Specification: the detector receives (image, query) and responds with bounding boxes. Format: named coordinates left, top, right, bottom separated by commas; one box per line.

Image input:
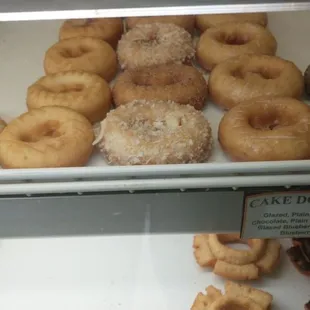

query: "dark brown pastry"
left=305, top=300, right=310, bottom=310
left=287, top=238, right=310, bottom=276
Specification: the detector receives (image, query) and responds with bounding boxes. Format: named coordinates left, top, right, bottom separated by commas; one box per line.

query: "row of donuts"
left=0, top=13, right=310, bottom=168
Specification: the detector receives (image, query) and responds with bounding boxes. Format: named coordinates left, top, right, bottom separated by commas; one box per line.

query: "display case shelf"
left=1, top=0, right=310, bottom=21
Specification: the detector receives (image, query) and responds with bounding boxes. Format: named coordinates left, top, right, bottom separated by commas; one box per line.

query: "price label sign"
left=241, top=191, right=310, bottom=239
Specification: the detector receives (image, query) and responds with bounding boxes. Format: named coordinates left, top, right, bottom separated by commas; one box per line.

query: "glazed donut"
left=218, top=97, right=310, bottom=161
left=44, top=36, right=117, bottom=82
left=0, top=118, right=6, bottom=134
left=94, top=100, right=213, bottom=165
left=59, top=18, right=123, bottom=49
left=27, top=71, right=112, bottom=124
left=196, top=13, right=268, bottom=32
left=196, top=22, right=277, bottom=70
left=112, top=64, right=207, bottom=110
left=209, top=54, right=303, bottom=110
left=126, top=16, right=195, bottom=33
left=0, top=106, right=94, bottom=169
left=117, top=23, right=195, bottom=70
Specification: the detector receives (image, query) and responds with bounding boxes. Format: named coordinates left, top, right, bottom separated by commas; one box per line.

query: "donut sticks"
left=191, top=281, right=273, bottom=310
left=193, top=234, right=281, bottom=280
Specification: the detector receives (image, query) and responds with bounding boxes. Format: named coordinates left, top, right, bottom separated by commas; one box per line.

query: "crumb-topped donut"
left=44, top=36, right=117, bottom=82
left=94, top=100, right=213, bottom=165
left=196, top=13, right=268, bottom=32
left=27, top=71, right=112, bottom=123
left=0, top=106, right=94, bottom=169
left=112, top=64, right=207, bottom=110
left=197, top=22, right=277, bottom=70
left=209, top=54, right=304, bottom=109
left=218, top=97, right=310, bottom=161
left=59, top=18, right=123, bottom=49
left=126, top=16, right=195, bottom=33
left=117, top=23, right=195, bottom=70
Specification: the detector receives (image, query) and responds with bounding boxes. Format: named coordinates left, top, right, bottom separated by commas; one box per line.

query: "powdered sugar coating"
left=96, top=100, right=213, bottom=165
left=117, top=23, right=195, bottom=70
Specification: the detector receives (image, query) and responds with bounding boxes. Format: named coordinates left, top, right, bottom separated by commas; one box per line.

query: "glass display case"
left=0, top=1, right=309, bottom=309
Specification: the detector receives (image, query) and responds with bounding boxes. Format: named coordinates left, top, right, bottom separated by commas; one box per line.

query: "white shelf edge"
left=1, top=2, right=310, bottom=21
left=0, top=174, right=308, bottom=195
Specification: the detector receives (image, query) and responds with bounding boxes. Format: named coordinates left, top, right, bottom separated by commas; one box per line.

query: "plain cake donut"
left=0, top=106, right=94, bottom=169
left=196, top=22, right=277, bottom=70
left=196, top=13, right=268, bottom=32
left=27, top=71, right=112, bottom=123
left=59, top=18, right=123, bottom=49
left=218, top=97, right=310, bottom=161
left=117, top=23, right=195, bottom=70
left=44, top=36, right=117, bottom=82
left=209, top=54, right=304, bottom=109
left=126, top=16, right=195, bottom=33
left=112, top=64, right=208, bottom=110
left=94, top=100, right=213, bottom=165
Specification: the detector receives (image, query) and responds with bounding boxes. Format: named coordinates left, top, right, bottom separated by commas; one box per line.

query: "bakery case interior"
left=0, top=3, right=310, bottom=310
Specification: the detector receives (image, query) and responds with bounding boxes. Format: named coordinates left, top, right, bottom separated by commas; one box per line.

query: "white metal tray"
left=0, top=235, right=308, bottom=310
left=1, top=12, right=310, bottom=192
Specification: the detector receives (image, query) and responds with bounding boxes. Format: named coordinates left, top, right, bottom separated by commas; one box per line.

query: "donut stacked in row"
left=0, top=14, right=309, bottom=168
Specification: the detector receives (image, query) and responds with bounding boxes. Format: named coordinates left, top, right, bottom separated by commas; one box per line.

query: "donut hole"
left=217, top=234, right=251, bottom=251
left=61, top=45, right=91, bottom=58
left=249, top=114, right=284, bottom=131
left=41, top=80, right=85, bottom=93
left=20, top=120, right=61, bottom=143
left=216, top=32, right=250, bottom=45
left=234, top=66, right=282, bottom=80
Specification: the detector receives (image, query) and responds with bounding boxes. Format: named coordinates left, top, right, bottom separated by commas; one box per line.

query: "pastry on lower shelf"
left=305, top=300, right=310, bottom=310
left=193, top=234, right=281, bottom=280
left=287, top=238, right=310, bottom=276
left=191, top=281, right=273, bottom=310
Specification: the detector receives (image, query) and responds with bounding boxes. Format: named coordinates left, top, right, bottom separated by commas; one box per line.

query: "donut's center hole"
left=235, top=67, right=281, bottom=80
left=218, top=32, right=250, bottom=45
left=250, top=115, right=281, bottom=131
left=43, top=82, right=84, bottom=93
left=62, top=45, right=91, bottom=58
left=20, top=120, right=61, bottom=143
left=225, top=242, right=250, bottom=251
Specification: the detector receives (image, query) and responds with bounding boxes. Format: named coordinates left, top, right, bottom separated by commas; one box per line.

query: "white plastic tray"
left=0, top=12, right=310, bottom=182
left=0, top=235, right=308, bottom=310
